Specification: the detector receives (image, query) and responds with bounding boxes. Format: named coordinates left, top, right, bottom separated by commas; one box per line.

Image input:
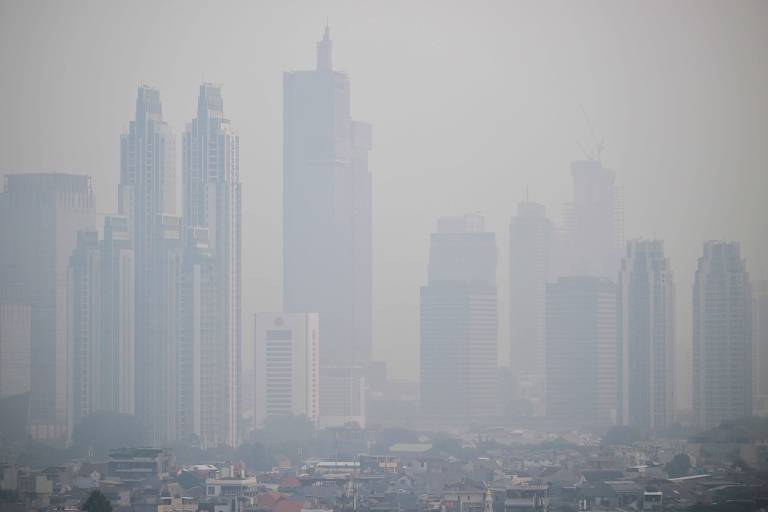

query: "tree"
left=666, top=453, right=691, bottom=478
left=81, top=489, right=112, bottom=512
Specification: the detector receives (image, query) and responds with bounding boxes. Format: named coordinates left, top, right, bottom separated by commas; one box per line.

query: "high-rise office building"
left=253, top=313, right=320, bottom=428
left=0, top=173, right=96, bottom=441
left=617, top=240, right=675, bottom=430
left=546, top=277, right=617, bottom=425
left=182, top=83, right=241, bottom=446
left=67, top=218, right=135, bottom=424
left=283, top=27, right=372, bottom=368
left=68, top=230, right=102, bottom=426
left=508, top=201, right=553, bottom=382
left=148, top=215, right=184, bottom=443
left=565, top=159, right=622, bottom=278
left=0, top=303, right=32, bottom=399
left=100, top=216, right=135, bottom=416
left=120, top=86, right=177, bottom=442
left=177, top=226, right=222, bottom=447
left=420, top=214, right=498, bottom=421
left=693, top=241, right=753, bottom=429
left=754, top=281, right=768, bottom=414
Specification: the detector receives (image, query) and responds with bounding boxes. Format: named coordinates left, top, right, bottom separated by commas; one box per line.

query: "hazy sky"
left=1, top=0, right=766, bottom=409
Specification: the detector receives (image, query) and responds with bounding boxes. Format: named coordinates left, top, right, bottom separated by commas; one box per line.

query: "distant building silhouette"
left=0, top=173, right=96, bottom=441
left=177, top=226, right=222, bottom=447
left=100, top=216, right=135, bottom=416
left=546, top=276, right=617, bottom=425
left=693, top=241, right=752, bottom=429
left=68, top=230, right=102, bottom=426
left=253, top=313, right=320, bottom=428
left=420, top=214, right=498, bottom=422
left=283, top=28, right=372, bottom=423
left=0, top=303, right=31, bottom=400
left=182, top=83, right=241, bottom=447
left=565, top=159, right=623, bottom=278
left=618, top=240, right=675, bottom=430
left=120, top=86, right=178, bottom=443
left=754, top=280, right=768, bottom=415
left=67, top=218, right=136, bottom=428
left=508, top=201, right=553, bottom=405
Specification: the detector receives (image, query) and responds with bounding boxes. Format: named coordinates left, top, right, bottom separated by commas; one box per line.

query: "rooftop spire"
left=316, top=25, right=333, bottom=71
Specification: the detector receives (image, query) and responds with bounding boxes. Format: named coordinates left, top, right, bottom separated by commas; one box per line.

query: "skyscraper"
left=182, top=83, right=241, bottom=447
left=420, top=214, right=498, bottom=421
left=754, top=280, right=768, bottom=414
left=546, top=277, right=617, bottom=425
left=283, top=27, right=372, bottom=368
left=68, top=230, right=102, bottom=426
left=120, top=86, right=177, bottom=442
left=253, top=313, right=320, bottom=428
left=0, top=173, right=96, bottom=441
left=177, top=226, right=222, bottom=447
left=0, top=303, right=31, bottom=400
left=508, top=201, right=553, bottom=384
left=100, top=215, right=135, bottom=416
left=617, top=240, right=675, bottom=430
left=565, top=159, right=622, bottom=278
left=66, top=218, right=135, bottom=425
left=693, top=241, right=753, bottom=429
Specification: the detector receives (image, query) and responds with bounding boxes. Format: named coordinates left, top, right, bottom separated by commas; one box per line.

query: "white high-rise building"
left=182, top=83, right=241, bottom=447
left=253, top=313, right=320, bottom=427
left=120, top=86, right=177, bottom=442
left=618, top=240, right=675, bottom=430
left=693, top=241, right=752, bottom=429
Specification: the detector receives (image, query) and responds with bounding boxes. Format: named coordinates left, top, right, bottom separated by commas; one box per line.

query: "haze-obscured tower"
left=177, top=227, right=221, bottom=447
left=100, top=216, right=135, bottom=416
left=120, top=86, right=177, bottom=442
left=68, top=231, right=102, bottom=427
left=618, top=240, right=675, bottom=430
left=0, top=173, right=95, bottom=441
left=754, top=281, right=768, bottom=414
left=182, top=83, right=241, bottom=447
left=546, top=277, right=617, bottom=425
left=508, top=201, right=553, bottom=384
left=693, top=241, right=752, bottom=429
left=0, top=303, right=31, bottom=400
left=565, top=160, right=622, bottom=278
left=420, top=214, right=498, bottom=422
left=283, top=27, right=372, bottom=368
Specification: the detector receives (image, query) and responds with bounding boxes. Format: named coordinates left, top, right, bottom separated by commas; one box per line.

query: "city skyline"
left=1, top=2, right=767, bottom=422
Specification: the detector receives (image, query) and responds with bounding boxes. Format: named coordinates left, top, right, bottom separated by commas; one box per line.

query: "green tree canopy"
left=666, top=453, right=692, bottom=478
left=81, top=489, right=112, bottom=512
